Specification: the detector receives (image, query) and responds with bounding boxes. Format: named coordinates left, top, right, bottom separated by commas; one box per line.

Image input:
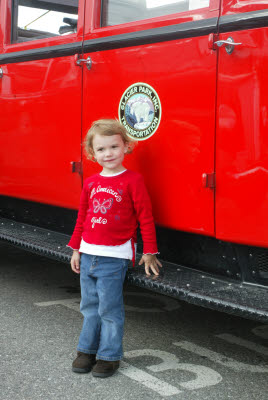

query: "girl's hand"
left=138, top=254, right=162, bottom=276
left=71, top=250, right=80, bottom=274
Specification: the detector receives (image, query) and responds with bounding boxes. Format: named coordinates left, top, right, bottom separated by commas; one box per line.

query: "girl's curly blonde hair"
left=84, top=119, right=137, bottom=160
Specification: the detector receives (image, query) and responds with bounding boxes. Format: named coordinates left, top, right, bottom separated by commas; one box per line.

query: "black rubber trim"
left=219, top=8, right=268, bottom=33
left=0, top=41, right=82, bottom=64
left=0, top=17, right=217, bottom=65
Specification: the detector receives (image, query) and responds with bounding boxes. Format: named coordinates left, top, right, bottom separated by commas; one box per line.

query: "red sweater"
left=68, top=170, right=158, bottom=263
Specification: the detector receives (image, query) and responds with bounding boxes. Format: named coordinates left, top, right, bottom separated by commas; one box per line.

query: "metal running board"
left=1, top=217, right=268, bottom=322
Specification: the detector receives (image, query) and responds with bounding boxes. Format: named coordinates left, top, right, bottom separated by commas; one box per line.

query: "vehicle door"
left=81, top=0, right=220, bottom=236
left=215, top=0, right=268, bottom=247
left=0, top=0, right=85, bottom=209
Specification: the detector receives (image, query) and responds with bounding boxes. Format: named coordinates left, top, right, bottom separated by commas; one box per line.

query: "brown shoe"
left=72, top=352, right=96, bottom=373
left=92, top=360, right=120, bottom=378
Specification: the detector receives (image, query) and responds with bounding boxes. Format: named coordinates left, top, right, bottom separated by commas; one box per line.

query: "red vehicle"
left=1, top=0, right=268, bottom=321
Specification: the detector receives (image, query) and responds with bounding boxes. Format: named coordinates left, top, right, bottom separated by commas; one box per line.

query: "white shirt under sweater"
left=79, top=169, right=137, bottom=260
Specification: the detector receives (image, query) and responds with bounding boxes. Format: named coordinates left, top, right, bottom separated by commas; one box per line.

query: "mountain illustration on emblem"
left=125, top=94, right=154, bottom=130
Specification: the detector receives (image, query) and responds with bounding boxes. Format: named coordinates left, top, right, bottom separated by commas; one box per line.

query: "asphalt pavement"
left=1, top=242, right=268, bottom=400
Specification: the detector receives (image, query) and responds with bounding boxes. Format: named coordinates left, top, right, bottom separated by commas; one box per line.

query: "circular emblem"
left=118, top=82, right=161, bottom=141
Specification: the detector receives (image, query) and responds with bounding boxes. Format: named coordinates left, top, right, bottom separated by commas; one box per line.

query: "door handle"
left=0, top=67, right=3, bottom=78
left=71, top=161, right=82, bottom=175
left=76, top=56, right=92, bottom=70
left=214, top=37, right=242, bottom=54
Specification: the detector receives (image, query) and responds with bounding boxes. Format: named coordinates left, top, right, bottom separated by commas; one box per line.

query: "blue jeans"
left=77, top=253, right=129, bottom=361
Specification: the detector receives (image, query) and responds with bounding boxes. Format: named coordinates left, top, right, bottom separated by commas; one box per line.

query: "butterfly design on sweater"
left=93, top=198, right=113, bottom=214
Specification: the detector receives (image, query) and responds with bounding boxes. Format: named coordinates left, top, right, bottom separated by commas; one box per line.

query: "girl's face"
left=92, top=133, right=128, bottom=175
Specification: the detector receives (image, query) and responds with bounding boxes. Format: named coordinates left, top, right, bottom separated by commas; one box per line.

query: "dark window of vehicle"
left=101, top=0, right=209, bottom=27
left=11, top=0, right=79, bottom=43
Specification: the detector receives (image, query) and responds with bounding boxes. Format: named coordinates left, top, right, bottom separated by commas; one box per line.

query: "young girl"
left=68, top=119, right=162, bottom=378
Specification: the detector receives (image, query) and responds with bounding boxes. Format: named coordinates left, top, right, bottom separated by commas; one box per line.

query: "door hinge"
left=75, top=55, right=92, bottom=70
left=202, top=172, right=215, bottom=189
left=71, top=161, right=82, bottom=175
left=208, top=33, right=219, bottom=50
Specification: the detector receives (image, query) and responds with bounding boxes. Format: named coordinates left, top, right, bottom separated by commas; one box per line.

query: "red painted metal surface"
left=82, top=1, right=219, bottom=236
left=221, top=0, right=268, bottom=16
left=0, top=0, right=84, bottom=208
left=1, top=0, right=268, bottom=249
left=0, top=0, right=10, bottom=50
left=0, top=6, right=3, bottom=52
left=216, top=1, right=268, bottom=247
